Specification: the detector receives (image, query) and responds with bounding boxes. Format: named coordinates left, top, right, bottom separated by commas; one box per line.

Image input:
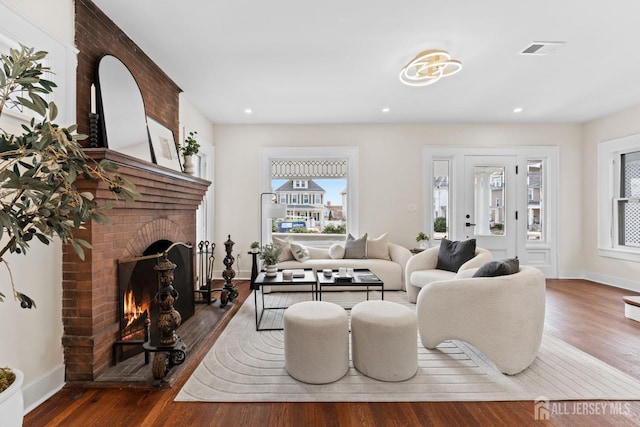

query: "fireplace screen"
left=117, top=242, right=194, bottom=361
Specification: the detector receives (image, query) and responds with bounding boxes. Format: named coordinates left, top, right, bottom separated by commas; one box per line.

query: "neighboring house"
left=275, top=179, right=326, bottom=230
left=324, top=201, right=344, bottom=221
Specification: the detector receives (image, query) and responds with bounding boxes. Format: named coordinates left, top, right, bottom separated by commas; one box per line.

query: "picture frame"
left=147, top=116, right=182, bottom=172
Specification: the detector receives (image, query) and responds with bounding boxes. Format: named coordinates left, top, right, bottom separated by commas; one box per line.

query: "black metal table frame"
left=316, top=268, right=384, bottom=308
left=253, top=269, right=317, bottom=331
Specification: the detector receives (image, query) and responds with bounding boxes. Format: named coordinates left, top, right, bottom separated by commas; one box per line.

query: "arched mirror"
left=96, top=55, right=152, bottom=162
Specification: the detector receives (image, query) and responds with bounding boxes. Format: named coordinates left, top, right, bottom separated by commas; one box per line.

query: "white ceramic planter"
left=265, top=264, right=278, bottom=277
left=0, top=368, right=24, bottom=427
left=183, top=155, right=194, bottom=175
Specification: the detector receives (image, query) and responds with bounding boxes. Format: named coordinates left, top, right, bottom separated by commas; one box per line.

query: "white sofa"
left=275, top=243, right=412, bottom=291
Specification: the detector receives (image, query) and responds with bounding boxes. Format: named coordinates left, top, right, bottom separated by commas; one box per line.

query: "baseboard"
left=558, top=269, right=640, bottom=293
left=22, top=364, right=65, bottom=415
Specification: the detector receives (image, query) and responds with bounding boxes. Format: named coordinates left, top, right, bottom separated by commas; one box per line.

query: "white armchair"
left=416, top=265, right=546, bottom=375
left=404, top=246, right=493, bottom=303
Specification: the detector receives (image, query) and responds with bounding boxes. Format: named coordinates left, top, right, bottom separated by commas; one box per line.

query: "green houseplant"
left=416, top=232, right=430, bottom=249
left=250, top=241, right=260, bottom=253
left=181, top=131, right=199, bottom=174
left=259, top=243, right=282, bottom=277
left=0, top=45, right=137, bottom=308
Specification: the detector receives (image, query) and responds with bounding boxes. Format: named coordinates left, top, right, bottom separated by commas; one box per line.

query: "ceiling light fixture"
left=513, top=107, right=523, bottom=113
left=244, top=108, right=253, bottom=114
left=382, top=107, right=390, bottom=113
left=399, top=49, right=462, bottom=87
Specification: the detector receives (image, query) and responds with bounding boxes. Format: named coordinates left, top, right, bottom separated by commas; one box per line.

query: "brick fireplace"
left=62, top=149, right=209, bottom=381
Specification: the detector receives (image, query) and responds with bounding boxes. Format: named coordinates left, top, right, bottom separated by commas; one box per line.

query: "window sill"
left=598, top=248, right=640, bottom=263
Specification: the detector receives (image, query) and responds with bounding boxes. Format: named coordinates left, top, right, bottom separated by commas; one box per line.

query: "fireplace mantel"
left=62, top=148, right=210, bottom=381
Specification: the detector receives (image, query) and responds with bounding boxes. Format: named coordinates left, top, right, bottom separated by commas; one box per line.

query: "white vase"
left=418, top=240, right=430, bottom=249
left=183, top=155, right=194, bottom=175
left=0, top=368, right=24, bottom=427
left=265, top=264, right=278, bottom=277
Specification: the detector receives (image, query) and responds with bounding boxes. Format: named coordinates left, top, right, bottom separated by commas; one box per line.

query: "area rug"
left=176, top=291, right=640, bottom=402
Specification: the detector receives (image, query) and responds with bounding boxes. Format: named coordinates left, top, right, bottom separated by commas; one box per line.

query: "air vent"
left=520, top=41, right=565, bottom=56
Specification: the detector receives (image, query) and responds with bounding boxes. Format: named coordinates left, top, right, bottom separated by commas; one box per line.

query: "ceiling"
left=92, top=0, right=640, bottom=125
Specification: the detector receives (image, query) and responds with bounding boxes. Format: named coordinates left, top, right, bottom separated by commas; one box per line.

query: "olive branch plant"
left=0, top=45, right=138, bottom=308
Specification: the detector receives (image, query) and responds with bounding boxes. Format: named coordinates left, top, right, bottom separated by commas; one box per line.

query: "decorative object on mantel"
left=147, top=116, right=181, bottom=172
left=0, top=45, right=138, bottom=309
left=259, top=243, right=283, bottom=277
left=89, top=83, right=99, bottom=147
left=220, top=235, right=239, bottom=307
left=181, top=131, right=200, bottom=175
left=415, top=231, right=430, bottom=249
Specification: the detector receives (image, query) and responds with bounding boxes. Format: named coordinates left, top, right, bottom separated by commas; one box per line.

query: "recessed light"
left=513, top=107, right=523, bottom=113
left=244, top=108, right=253, bottom=114
left=382, top=107, right=390, bottom=113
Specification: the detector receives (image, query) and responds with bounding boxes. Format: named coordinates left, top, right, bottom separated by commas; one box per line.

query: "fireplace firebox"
left=116, top=242, right=194, bottom=363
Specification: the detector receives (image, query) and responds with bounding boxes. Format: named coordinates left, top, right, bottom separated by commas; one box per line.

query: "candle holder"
left=89, top=112, right=99, bottom=148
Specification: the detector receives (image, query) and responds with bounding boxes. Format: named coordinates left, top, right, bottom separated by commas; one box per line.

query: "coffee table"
left=253, top=269, right=317, bottom=331
left=316, top=268, right=384, bottom=308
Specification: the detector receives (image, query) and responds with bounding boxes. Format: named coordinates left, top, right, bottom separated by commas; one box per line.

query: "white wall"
left=582, top=105, right=640, bottom=291
left=212, top=123, right=583, bottom=278
left=0, top=0, right=75, bottom=412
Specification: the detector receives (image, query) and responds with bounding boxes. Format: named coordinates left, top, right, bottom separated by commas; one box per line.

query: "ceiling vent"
left=520, top=41, right=565, bottom=56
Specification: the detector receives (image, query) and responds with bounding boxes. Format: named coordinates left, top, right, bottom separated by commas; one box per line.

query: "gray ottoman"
left=284, top=301, right=349, bottom=384
left=351, top=300, right=417, bottom=381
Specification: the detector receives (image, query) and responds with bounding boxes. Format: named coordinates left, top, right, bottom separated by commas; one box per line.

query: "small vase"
left=419, top=240, right=430, bottom=249
left=265, top=264, right=278, bottom=277
left=183, top=155, right=194, bottom=175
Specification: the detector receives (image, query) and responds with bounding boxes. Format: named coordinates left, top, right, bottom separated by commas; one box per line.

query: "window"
left=527, top=160, right=543, bottom=241
left=263, top=147, right=359, bottom=246
left=432, top=160, right=449, bottom=240
left=598, top=135, right=640, bottom=260
left=616, top=151, right=640, bottom=248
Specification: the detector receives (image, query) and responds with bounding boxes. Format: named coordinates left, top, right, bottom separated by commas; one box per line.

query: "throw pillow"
left=367, top=232, right=391, bottom=260
left=473, top=257, right=520, bottom=277
left=344, top=233, right=368, bottom=259
left=435, top=238, right=476, bottom=272
left=290, top=242, right=310, bottom=262
left=328, top=244, right=346, bottom=259
left=272, top=236, right=294, bottom=262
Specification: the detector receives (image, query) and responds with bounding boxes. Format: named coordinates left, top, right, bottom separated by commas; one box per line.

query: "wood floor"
left=25, top=279, right=640, bottom=426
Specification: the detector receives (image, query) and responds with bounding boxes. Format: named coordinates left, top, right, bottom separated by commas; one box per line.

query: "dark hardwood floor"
left=25, top=279, right=640, bottom=426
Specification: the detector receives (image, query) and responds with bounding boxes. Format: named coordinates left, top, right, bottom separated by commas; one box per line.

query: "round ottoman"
left=351, top=300, right=417, bottom=381
left=284, top=301, right=349, bottom=384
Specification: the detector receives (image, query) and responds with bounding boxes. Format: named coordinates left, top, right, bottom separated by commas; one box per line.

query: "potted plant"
left=416, top=232, right=430, bottom=249
left=181, top=131, right=199, bottom=175
left=259, top=243, right=282, bottom=277
left=250, top=241, right=260, bottom=253
left=0, top=367, right=23, bottom=426
left=0, top=45, right=137, bottom=308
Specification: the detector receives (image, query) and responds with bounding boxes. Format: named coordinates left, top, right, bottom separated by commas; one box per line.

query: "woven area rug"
left=176, top=291, right=640, bottom=402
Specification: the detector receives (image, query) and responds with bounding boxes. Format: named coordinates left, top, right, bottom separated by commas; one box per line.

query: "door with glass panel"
left=463, top=155, right=517, bottom=259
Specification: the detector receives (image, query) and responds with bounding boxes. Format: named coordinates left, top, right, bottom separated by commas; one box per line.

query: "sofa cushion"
left=410, top=269, right=456, bottom=288
left=344, top=233, right=368, bottom=259
left=473, top=258, right=520, bottom=278
left=367, top=233, right=391, bottom=261
left=290, top=242, right=311, bottom=262
left=329, top=244, right=345, bottom=259
left=435, top=238, right=476, bottom=272
left=273, top=236, right=295, bottom=262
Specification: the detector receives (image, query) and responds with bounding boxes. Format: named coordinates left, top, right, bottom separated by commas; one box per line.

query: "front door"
left=462, top=155, right=518, bottom=259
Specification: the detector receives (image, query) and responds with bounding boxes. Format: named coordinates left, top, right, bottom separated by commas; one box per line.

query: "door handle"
left=465, top=222, right=476, bottom=227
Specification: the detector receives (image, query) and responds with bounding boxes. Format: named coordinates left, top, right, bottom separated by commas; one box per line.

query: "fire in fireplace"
left=116, top=241, right=194, bottom=362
